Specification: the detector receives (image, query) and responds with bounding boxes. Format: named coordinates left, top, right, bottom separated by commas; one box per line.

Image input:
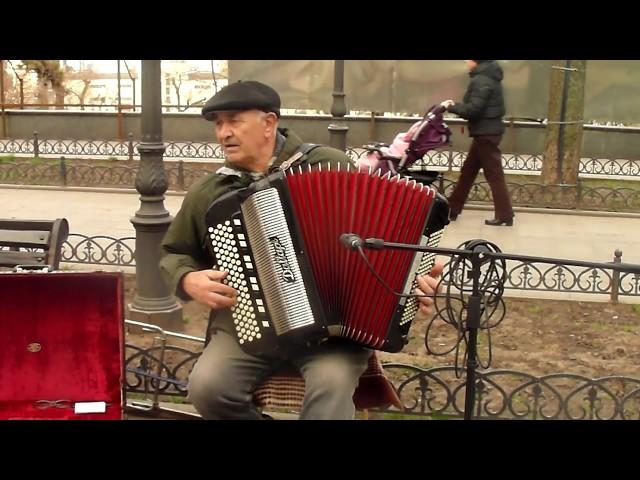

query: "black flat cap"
left=202, top=80, right=281, bottom=120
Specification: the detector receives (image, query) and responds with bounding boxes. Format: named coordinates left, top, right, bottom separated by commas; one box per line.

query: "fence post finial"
left=128, top=132, right=134, bottom=161
left=33, top=130, right=39, bottom=158
left=611, top=249, right=622, bottom=304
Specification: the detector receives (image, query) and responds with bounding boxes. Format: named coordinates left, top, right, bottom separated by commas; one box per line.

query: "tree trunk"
left=79, top=80, right=90, bottom=110
left=171, top=77, right=181, bottom=111
left=561, top=60, right=587, bottom=185
left=541, top=60, right=587, bottom=185
left=211, top=60, right=218, bottom=93
left=36, top=76, right=50, bottom=109
left=54, top=84, right=65, bottom=109
left=1, top=60, right=6, bottom=138
left=1, top=60, right=10, bottom=97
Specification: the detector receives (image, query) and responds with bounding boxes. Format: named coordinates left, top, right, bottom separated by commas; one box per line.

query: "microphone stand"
left=357, top=236, right=640, bottom=420
left=463, top=248, right=483, bottom=421
left=361, top=237, right=495, bottom=421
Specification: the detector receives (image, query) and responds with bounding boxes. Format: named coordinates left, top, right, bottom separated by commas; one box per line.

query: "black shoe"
left=449, top=212, right=459, bottom=222
left=484, top=218, right=513, bottom=226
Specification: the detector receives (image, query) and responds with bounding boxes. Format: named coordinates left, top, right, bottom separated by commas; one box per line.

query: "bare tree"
left=6, top=60, right=26, bottom=106
left=166, top=62, right=202, bottom=111
left=21, top=60, right=66, bottom=109
left=1, top=61, right=10, bottom=98
left=64, top=66, right=96, bottom=110
left=170, top=74, right=184, bottom=111
left=210, top=60, right=218, bottom=93
left=215, top=61, right=228, bottom=93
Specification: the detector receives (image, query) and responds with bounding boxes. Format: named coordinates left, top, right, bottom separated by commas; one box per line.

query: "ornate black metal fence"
left=406, top=149, right=640, bottom=178
left=3, top=159, right=640, bottom=212
left=61, top=234, right=136, bottom=267
left=0, top=158, right=218, bottom=191
left=378, top=364, right=640, bottom=420
left=2, top=132, right=640, bottom=177
left=4, top=134, right=640, bottom=212
left=113, top=239, right=640, bottom=420
left=432, top=177, right=640, bottom=212
left=54, top=226, right=640, bottom=421
left=0, top=133, right=225, bottom=161
left=57, top=233, right=638, bottom=301
left=124, top=320, right=640, bottom=420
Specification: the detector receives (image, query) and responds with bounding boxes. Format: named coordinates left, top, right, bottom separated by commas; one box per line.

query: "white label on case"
left=74, top=401, right=107, bottom=414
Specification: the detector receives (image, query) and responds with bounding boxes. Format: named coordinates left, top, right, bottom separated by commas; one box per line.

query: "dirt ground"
left=124, top=275, right=640, bottom=379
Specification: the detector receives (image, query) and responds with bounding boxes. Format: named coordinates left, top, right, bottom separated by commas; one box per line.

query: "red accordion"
left=206, top=163, right=449, bottom=355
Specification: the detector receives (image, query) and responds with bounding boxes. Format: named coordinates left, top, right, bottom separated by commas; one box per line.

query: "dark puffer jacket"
left=448, top=61, right=506, bottom=136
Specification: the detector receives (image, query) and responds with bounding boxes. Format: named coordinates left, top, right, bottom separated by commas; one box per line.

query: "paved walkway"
left=3, top=185, right=638, bottom=261
left=3, top=184, right=640, bottom=301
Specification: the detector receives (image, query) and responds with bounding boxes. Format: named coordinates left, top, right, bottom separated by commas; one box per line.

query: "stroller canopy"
left=400, top=105, right=453, bottom=169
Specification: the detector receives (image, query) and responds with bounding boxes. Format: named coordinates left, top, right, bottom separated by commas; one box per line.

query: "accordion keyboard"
left=208, top=219, right=265, bottom=346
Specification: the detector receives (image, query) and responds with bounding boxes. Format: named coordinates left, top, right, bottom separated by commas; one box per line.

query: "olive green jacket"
left=159, top=128, right=351, bottom=333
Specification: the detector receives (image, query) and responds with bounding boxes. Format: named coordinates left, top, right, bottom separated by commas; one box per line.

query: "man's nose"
left=217, top=123, right=232, bottom=140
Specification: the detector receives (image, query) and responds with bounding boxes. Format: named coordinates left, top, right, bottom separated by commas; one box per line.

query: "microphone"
left=339, top=233, right=363, bottom=250
left=363, top=237, right=384, bottom=250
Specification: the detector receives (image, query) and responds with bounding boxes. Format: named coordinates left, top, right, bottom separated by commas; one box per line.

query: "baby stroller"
left=358, top=105, right=452, bottom=185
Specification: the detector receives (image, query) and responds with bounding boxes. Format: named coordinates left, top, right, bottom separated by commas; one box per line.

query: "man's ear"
left=263, top=112, right=279, bottom=135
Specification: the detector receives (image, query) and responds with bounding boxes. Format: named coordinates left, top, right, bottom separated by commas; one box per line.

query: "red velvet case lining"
left=0, top=272, right=124, bottom=420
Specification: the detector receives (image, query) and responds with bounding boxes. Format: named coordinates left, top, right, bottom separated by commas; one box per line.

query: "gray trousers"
left=188, top=329, right=371, bottom=420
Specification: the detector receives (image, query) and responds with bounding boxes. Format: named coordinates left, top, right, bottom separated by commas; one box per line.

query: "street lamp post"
left=128, top=60, right=182, bottom=330
left=328, top=60, right=349, bottom=152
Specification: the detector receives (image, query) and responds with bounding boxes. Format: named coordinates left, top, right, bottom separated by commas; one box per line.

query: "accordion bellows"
left=206, top=163, right=448, bottom=355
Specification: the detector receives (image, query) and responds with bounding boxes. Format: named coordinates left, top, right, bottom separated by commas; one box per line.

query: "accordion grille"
left=241, top=187, right=316, bottom=335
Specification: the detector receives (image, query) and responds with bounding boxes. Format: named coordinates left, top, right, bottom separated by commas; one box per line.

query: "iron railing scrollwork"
left=61, top=234, right=135, bottom=266
left=3, top=134, right=640, bottom=211
left=1, top=133, right=640, bottom=177
left=53, top=233, right=640, bottom=300
left=123, top=321, right=640, bottom=420
left=377, top=364, right=640, bottom=420
left=2, top=161, right=640, bottom=212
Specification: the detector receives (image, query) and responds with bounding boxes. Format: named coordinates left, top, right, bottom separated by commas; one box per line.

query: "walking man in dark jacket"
left=441, top=60, right=514, bottom=226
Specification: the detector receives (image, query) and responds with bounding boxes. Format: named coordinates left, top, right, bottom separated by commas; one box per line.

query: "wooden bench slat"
left=0, top=250, right=46, bottom=268
left=0, top=229, right=50, bottom=248
left=0, top=220, right=55, bottom=231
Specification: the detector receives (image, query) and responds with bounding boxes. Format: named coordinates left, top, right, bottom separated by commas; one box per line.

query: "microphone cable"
left=425, top=239, right=507, bottom=376
left=352, top=238, right=507, bottom=376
